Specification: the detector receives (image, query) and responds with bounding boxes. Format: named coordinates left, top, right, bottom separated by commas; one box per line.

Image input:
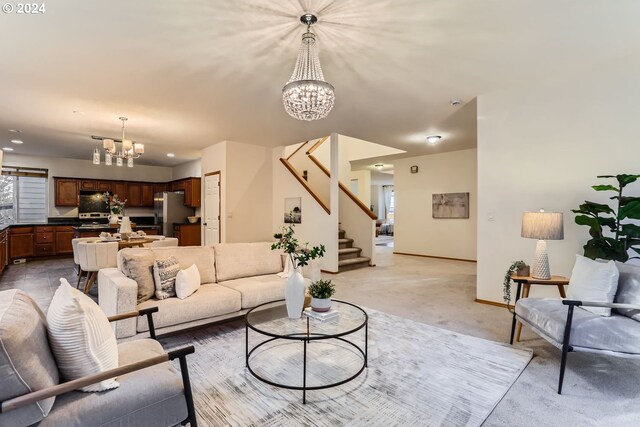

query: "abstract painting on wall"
left=432, top=193, right=469, bottom=219
left=284, top=197, right=302, bottom=223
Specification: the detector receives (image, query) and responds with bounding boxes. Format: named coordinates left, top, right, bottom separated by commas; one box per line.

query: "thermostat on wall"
left=410, top=165, right=418, bottom=173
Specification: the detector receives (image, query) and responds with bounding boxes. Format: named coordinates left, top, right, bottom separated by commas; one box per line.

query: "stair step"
left=338, top=229, right=346, bottom=239
left=338, top=247, right=362, bottom=260
left=338, top=238, right=354, bottom=249
left=338, top=256, right=371, bottom=272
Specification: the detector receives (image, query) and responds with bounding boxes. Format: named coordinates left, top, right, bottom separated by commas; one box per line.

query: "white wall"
left=3, top=153, right=172, bottom=217
left=287, top=144, right=330, bottom=207
left=225, top=141, right=273, bottom=242
left=394, top=149, right=477, bottom=261
left=172, top=159, right=201, bottom=180
left=272, top=143, right=339, bottom=272
left=477, top=66, right=640, bottom=304
left=201, top=141, right=227, bottom=242
left=349, top=169, right=372, bottom=208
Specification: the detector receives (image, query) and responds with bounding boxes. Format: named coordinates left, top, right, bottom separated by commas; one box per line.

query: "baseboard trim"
left=474, top=298, right=509, bottom=309
left=393, top=251, right=477, bottom=263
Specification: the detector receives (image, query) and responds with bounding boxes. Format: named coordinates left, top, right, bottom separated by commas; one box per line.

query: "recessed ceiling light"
left=8, top=129, right=21, bottom=133
left=10, top=139, right=23, bottom=144
left=2, top=147, right=14, bottom=151
left=426, top=135, right=442, bottom=144
left=166, top=153, right=175, bottom=158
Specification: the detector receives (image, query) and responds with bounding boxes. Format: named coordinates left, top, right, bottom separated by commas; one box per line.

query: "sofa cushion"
left=0, top=290, right=59, bottom=427
left=516, top=298, right=640, bottom=354
left=152, top=246, right=216, bottom=284
left=219, top=274, right=311, bottom=309
left=47, top=279, right=119, bottom=392
left=119, top=250, right=156, bottom=304
left=614, top=262, right=640, bottom=321
left=38, top=339, right=188, bottom=427
left=566, top=255, right=619, bottom=316
left=214, top=242, right=283, bottom=282
left=136, top=283, right=241, bottom=332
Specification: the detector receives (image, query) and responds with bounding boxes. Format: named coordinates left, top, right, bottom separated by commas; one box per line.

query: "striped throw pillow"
left=153, top=256, right=180, bottom=299
left=46, top=279, right=119, bottom=392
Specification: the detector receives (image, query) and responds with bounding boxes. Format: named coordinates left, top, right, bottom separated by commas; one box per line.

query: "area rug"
left=160, top=309, right=532, bottom=427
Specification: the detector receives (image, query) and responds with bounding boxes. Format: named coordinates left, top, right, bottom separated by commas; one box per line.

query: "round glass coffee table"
left=245, top=299, right=368, bottom=404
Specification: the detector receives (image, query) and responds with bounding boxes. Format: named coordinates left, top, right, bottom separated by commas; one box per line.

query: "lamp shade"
left=521, top=211, right=564, bottom=240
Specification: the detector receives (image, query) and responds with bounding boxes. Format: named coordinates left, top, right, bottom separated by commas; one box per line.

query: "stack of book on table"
left=303, top=307, right=338, bottom=321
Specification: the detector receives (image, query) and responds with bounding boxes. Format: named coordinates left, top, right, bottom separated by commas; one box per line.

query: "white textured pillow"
left=46, top=279, right=119, bottom=392
left=153, top=256, right=180, bottom=299
left=567, top=255, right=619, bottom=316
left=175, top=264, right=201, bottom=299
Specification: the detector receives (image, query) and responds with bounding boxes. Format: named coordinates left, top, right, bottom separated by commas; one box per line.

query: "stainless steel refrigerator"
left=154, top=192, right=194, bottom=237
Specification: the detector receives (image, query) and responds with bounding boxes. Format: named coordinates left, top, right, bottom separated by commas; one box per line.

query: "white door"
left=204, top=174, right=220, bottom=245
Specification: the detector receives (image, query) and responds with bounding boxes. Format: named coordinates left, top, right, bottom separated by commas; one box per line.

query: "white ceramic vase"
left=311, top=297, right=332, bottom=312
left=109, top=213, right=119, bottom=225
left=285, top=267, right=305, bottom=319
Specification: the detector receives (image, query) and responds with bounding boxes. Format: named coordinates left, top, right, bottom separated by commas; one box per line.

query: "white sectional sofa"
left=98, top=242, right=319, bottom=339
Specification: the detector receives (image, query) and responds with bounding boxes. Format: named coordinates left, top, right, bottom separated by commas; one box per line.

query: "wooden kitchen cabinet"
left=141, top=183, right=154, bottom=207
left=174, top=224, right=201, bottom=246
left=113, top=181, right=126, bottom=199
left=0, top=229, right=8, bottom=275
left=80, top=180, right=98, bottom=191
left=97, top=181, right=112, bottom=192
left=9, top=227, right=35, bottom=260
left=54, top=178, right=79, bottom=207
left=153, top=183, right=168, bottom=194
left=126, top=183, right=142, bottom=207
left=54, top=226, right=75, bottom=255
left=171, top=178, right=201, bottom=207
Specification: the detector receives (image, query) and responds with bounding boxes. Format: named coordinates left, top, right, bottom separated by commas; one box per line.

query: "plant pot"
left=516, top=265, right=530, bottom=277
left=311, top=297, right=332, bottom=312
left=284, top=268, right=305, bottom=319
left=109, top=214, right=119, bottom=225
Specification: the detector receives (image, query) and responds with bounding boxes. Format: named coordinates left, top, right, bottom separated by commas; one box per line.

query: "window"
left=388, top=189, right=395, bottom=220
left=0, top=167, right=48, bottom=224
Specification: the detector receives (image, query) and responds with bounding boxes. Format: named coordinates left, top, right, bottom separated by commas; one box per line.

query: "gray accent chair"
left=0, top=289, right=198, bottom=427
left=512, top=262, right=640, bottom=394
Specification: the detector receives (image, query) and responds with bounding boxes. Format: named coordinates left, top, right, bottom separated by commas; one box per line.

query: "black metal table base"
left=245, top=303, right=368, bottom=404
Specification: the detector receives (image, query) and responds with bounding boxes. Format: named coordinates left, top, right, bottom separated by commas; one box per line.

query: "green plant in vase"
left=271, top=212, right=326, bottom=318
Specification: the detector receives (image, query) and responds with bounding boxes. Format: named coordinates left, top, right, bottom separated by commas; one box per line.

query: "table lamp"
left=521, top=210, right=564, bottom=279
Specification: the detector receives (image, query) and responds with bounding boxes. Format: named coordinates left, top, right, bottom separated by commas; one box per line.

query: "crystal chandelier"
left=92, top=117, right=144, bottom=168
left=282, top=14, right=335, bottom=121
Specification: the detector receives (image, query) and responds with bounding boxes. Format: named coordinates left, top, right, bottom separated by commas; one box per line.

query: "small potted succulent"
left=308, top=279, right=336, bottom=312
left=503, top=260, right=529, bottom=307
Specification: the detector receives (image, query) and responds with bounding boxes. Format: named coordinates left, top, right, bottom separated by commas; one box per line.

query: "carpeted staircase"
left=338, top=229, right=370, bottom=272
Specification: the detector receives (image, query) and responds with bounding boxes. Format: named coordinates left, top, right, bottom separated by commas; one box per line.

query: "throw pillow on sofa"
left=46, top=279, right=119, bottom=392
left=120, top=250, right=156, bottom=303
left=175, top=264, right=201, bottom=299
left=567, top=255, right=619, bottom=316
left=153, top=256, right=181, bottom=299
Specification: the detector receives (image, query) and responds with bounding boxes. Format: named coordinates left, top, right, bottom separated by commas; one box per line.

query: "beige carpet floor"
left=1, top=247, right=639, bottom=426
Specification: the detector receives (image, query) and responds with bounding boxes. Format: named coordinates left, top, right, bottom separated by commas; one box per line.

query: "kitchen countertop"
left=73, top=224, right=160, bottom=230
left=0, top=221, right=160, bottom=232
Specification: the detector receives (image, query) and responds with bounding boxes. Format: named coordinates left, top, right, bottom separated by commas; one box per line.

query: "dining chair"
left=76, top=241, right=119, bottom=294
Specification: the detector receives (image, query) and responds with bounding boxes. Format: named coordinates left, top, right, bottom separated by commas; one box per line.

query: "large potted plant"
left=572, top=174, right=640, bottom=262
left=272, top=212, right=326, bottom=318
left=308, top=279, right=336, bottom=312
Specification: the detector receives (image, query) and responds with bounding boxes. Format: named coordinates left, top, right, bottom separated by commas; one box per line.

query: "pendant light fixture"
left=91, top=117, right=144, bottom=167
left=282, top=13, right=335, bottom=121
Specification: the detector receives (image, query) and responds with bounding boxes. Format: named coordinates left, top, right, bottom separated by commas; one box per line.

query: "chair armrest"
left=98, top=268, right=138, bottom=339
left=107, top=307, right=159, bottom=340
left=0, top=345, right=195, bottom=414
left=562, top=299, right=640, bottom=310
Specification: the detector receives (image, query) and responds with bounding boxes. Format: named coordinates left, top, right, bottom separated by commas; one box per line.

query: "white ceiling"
left=1, top=1, right=638, bottom=166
